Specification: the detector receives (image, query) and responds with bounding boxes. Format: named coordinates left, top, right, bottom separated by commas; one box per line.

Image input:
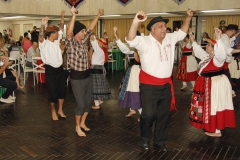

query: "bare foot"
left=181, top=85, right=187, bottom=90
left=80, top=124, right=90, bottom=131
left=58, top=111, right=66, bottom=118
left=17, top=85, right=24, bottom=90
left=205, top=132, right=222, bottom=137
left=138, top=118, right=140, bottom=122
left=99, top=100, right=103, bottom=104
left=92, top=105, right=100, bottom=110
left=125, top=110, right=136, bottom=117
left=52, top=111, right=58, bottom=121
left=76, top=127, right=86, bottom=137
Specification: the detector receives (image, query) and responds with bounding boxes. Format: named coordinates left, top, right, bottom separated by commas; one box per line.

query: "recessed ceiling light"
left=201, top=9, right=234, bottom=13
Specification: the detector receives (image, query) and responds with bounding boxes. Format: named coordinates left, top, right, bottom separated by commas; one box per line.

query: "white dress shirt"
left=39, top=30, right=63, bottom=68
left=126, top=29, right=186, bottom=78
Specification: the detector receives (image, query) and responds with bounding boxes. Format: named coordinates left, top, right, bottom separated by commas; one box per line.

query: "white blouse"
left=116, top=39, right=134, bottom=55
left=192, top=39, right=227, bottom=74
left=90, top=36, right=104, bottom=65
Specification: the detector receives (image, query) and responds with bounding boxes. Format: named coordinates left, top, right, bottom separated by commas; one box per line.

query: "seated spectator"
left=26, top=41, right=40, bottom=67
left=0, top=32, right=4, bottom=42
left=0, top=56, right=17, bottom=103
left=0, top=39, right=8, bottom=57
left=8, top=40, right=20, bottom=53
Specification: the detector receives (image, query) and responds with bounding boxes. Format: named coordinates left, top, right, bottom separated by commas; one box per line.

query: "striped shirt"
left=65, top=29, right=92, bottom=71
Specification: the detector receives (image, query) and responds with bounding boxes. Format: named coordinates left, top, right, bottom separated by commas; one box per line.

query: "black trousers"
left=140, top=83, right=172, bottom=145
left=0, top=76, right=17, bottom=99
left=45, top=65, right=68, bottom=102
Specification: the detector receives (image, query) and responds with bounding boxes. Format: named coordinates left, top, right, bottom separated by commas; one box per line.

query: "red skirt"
left=190, top=76, right=236, bottom=132
left=177, top=56, right=198, bottom=82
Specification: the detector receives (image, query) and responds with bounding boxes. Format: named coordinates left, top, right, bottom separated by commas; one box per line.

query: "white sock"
left=215, top=129, right=221, bottom=133
left=191, top=81, right=195, bottom=87
left=183, top=82, right=187, bottom=86
left=94, top=100, right=100, bottom=106
left=138, top=108, right=142, bottom=114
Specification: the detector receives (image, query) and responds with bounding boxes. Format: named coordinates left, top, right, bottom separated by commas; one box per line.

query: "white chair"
left=32, top=56, right=45, bottom=86
left=108, top=49, right=117, bottom=72
left=20, top=54, right=33, bottom=85
left=123, top=54, right=127, bottom=70
left=9, top=50, right=21, bottom=75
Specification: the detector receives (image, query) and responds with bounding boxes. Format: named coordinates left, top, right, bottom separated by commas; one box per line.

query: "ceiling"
left=0, top=9, right=240, bottom=21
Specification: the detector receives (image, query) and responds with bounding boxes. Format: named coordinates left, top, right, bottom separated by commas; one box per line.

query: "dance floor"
left=0, top=66, right=240, bottom=160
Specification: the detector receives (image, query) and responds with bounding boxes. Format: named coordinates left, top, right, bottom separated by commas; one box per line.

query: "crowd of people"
left=0, top=7, right=239, bottom=152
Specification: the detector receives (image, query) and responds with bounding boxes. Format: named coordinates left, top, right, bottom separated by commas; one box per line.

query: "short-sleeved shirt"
left=27, top=46, right=40, bottom=62
left=39, top=30, right=63, bottom=68
left=65, top=29, right=92, bottom=71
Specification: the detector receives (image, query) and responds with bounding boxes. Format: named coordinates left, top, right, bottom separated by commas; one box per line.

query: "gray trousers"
left=71, top=76, right=92, bottom=116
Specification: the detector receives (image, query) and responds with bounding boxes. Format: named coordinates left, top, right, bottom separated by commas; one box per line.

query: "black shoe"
left=142, top=141, right=150, bottom=150
left=153, top=143, right=168, bottom=152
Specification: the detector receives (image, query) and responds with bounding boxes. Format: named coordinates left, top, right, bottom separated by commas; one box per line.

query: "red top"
left=201, top=58, right=224, bottom=74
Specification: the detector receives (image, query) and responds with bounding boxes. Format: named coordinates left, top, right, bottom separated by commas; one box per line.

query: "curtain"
left=206, top=15, right=240, bottom=38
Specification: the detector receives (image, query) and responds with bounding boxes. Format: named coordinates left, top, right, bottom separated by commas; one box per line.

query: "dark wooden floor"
left=0, top=66, right=240, bottom=160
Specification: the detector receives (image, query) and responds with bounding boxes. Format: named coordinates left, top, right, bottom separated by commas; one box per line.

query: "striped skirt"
left=91, top=65, right=112, bottom=100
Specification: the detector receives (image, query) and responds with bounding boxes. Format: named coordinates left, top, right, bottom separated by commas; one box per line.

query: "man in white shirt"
left=126, top=9, right=193, bottom=151
left=39, top=10, right=67, bottom=121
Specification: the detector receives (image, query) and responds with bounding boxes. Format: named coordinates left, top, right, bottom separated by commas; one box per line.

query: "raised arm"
left=213, top=27, right=228, bottom=65
left=190, top=32, right=208, bottom=60
left=126, top=11, right=147, bottom=41
left=66, top=7, right=77, bottom=39
left=180, top=9, right=194, bottom=33
left=88, top=9, right=104, bottom=31
left=113, top=27, right=119, bottom=40
left=113, top=27, right=133, bottom=54
left=59, top=10, right=65, bottom=31
left=39, top=16, right=49, bottom=43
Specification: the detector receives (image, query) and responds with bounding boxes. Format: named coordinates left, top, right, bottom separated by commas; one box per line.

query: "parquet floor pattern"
left=0, top=67, right=240, bottom=160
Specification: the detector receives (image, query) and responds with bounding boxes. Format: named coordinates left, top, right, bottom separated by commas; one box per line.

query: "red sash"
left=139, top=70, right=176, bottom=111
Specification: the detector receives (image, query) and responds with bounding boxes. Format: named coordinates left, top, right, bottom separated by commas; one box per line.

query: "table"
left=108, top=49, right=125, bottom=71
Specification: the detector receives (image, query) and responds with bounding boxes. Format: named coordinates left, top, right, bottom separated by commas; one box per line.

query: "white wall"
left=11, top=20, right=42, bottom=36
left=0, top=21, right=11, bottom=34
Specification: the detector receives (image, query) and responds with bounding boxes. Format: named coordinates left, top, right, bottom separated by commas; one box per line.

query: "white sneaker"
left=0, top=97, right=14, bottom=103
left=9, top=95, right=16, bottom=100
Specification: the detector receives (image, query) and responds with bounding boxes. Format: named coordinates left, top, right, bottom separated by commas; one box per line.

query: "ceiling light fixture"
left=0, top=16, right=27, bottom=19
left=100, top=15, right=121, bottom=17
left=146, top=13, right=169, bottom=15
left=201, top=9, right=235, bottom=13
